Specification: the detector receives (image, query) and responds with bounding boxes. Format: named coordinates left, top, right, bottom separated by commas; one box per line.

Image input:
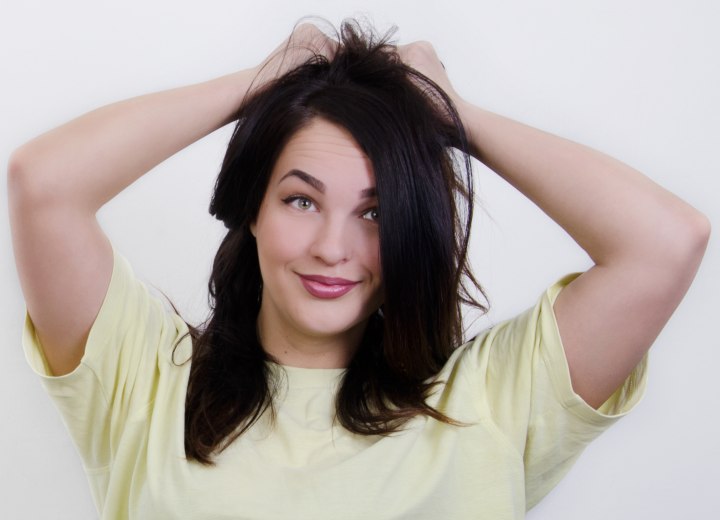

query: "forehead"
left=271, top=118, right=375, bottom=186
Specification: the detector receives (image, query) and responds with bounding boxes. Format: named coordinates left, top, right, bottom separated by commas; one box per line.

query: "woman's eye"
left=283, top=196, right=316, bottom=211
left=362, top=208, right=379, bottom=222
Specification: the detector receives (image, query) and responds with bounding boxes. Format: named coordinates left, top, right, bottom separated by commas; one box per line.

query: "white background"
left=1, top=1, right=718, bottom=518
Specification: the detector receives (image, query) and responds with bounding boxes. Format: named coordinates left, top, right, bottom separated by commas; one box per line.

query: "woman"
left=9, top=20, right=709, bottom=519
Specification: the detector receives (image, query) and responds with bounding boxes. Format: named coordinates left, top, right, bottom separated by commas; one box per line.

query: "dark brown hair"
left=182, top=19, right=486, bottom=465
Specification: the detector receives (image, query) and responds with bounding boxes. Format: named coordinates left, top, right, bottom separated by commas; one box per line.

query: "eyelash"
left=282, top=195, right=316, bottom=211
left=281, top=195, right=379, bottom=222
left=361, top=207, right=380, bottom=222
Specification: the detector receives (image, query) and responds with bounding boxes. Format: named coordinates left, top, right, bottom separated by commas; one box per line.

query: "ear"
left=249, top=221, right=257, bottom=237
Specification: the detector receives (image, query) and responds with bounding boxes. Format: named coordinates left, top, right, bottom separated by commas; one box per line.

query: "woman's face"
left=251, top=117, right=383, bottom=365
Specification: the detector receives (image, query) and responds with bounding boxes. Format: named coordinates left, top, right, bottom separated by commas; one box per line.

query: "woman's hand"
left=397, top=40, right=465, bottom=111
left=396, top=39, right=476, bottom=145
left=250, top=23, right=338, bottom=93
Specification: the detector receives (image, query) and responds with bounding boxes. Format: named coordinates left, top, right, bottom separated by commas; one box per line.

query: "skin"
left=8, top=24, right=335, bottom=376
left=8, top=25, right=710, bottom=411
left=398, top=42, right=710, bottom=407
left=251, top=118, right=383, bottom=368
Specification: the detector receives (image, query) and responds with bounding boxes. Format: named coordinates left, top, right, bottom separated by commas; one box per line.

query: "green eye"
left=297, top=198, right=312, bottom=210
left=282, top=195, right=316, bottom=211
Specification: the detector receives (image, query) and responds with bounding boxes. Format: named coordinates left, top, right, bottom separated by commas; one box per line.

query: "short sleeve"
left=22, top=246, right=189, bottom=472
left=458, top=274, right=648, bottom=510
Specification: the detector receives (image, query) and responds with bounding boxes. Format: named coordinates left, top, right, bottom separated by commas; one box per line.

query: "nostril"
left=310, top=226, right=351, bottom=265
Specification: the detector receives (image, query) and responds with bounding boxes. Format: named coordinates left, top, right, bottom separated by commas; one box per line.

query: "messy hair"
left=183, top=19, right=486, bottom=464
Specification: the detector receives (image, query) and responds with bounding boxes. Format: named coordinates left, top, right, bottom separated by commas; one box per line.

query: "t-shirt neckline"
left=267, top=361, right=346, bottom=390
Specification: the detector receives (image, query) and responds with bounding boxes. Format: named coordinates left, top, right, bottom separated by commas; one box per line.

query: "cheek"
left=256, top=236, right=287, bottom=269
left=361, top=233, right=382, bottom=279
left=255, top=211, right=312, bottom=266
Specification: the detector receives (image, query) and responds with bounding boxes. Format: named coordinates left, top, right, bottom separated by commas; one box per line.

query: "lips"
left=298, top=274, right=360, bottom=299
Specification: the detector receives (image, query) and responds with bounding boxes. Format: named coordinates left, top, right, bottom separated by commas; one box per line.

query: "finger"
left=290, top=25, right=338, bottom=62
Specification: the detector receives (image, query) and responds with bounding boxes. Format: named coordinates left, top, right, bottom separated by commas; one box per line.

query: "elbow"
left=624, top=209, right=710, bottom=314
left=8, top=145, right=41, bottom=203
left=7, top=146, right=27, bottom=187
left=7, top=146, right=33, bottom=204
left=687, top=210, right=711, bottom=264
left=664, top=207, right=711, bottom=278
left=622, top=203, right=711, bottom=283
left=8, top=144, right=63, bottom=209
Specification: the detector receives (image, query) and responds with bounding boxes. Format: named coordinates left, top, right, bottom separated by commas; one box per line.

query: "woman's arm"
left=400, top=42, right=710, bottom=408
left=458, top=105, right=709, bottom=408
left=8, top=24, right=335, bottom=376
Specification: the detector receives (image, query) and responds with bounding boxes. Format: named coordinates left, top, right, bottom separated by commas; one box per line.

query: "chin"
left=296, top=311, right=370, bottom=339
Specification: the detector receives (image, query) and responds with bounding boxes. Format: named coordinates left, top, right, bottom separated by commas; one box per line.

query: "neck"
left=256, top=309, right=366, bottom=369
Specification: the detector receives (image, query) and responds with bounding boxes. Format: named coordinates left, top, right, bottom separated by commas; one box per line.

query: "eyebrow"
left=279, top=169, right=376, bottom=198
left=280, top=169, right=325, bottom=193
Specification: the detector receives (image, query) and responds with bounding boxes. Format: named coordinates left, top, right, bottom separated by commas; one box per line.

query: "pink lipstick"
left=298, top=274, right=359, bottom=299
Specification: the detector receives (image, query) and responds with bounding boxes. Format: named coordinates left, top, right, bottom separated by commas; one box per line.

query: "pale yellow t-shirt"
left=23, top=247, right=647, bottom=519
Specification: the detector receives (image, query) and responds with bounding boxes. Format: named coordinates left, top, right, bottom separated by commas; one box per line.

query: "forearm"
left=458, top=102, right=709, bottom=406
left=9, top=69, right=256, bottom=213
left=457, top=102, right=709, bottom=268
left=398, top=38, right=709, bottom=407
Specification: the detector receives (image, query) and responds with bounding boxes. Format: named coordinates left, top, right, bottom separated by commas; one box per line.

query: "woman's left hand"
left=397, top=41, right=465, bottom=111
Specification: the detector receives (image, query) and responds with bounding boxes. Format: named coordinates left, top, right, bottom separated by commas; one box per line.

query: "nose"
left=309, top=217, right=351, bottom=265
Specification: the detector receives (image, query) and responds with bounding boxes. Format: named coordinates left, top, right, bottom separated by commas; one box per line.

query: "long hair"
left=183, top=19, right=486, bottom=465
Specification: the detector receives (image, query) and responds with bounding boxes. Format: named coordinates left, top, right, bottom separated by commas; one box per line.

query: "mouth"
left=298, top=274, right=360, bottom=299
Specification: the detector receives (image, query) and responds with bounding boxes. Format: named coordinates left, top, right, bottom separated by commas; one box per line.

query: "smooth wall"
left=1, top=1, right=718, bottom=518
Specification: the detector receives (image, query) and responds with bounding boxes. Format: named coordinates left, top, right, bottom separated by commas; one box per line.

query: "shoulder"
left=430, top=272, right=647, bottom=427
left=24, top=245, right=191, bottom=394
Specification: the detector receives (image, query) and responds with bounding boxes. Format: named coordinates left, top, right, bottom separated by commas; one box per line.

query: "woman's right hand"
left=250, top=23, right=338, bottom=93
